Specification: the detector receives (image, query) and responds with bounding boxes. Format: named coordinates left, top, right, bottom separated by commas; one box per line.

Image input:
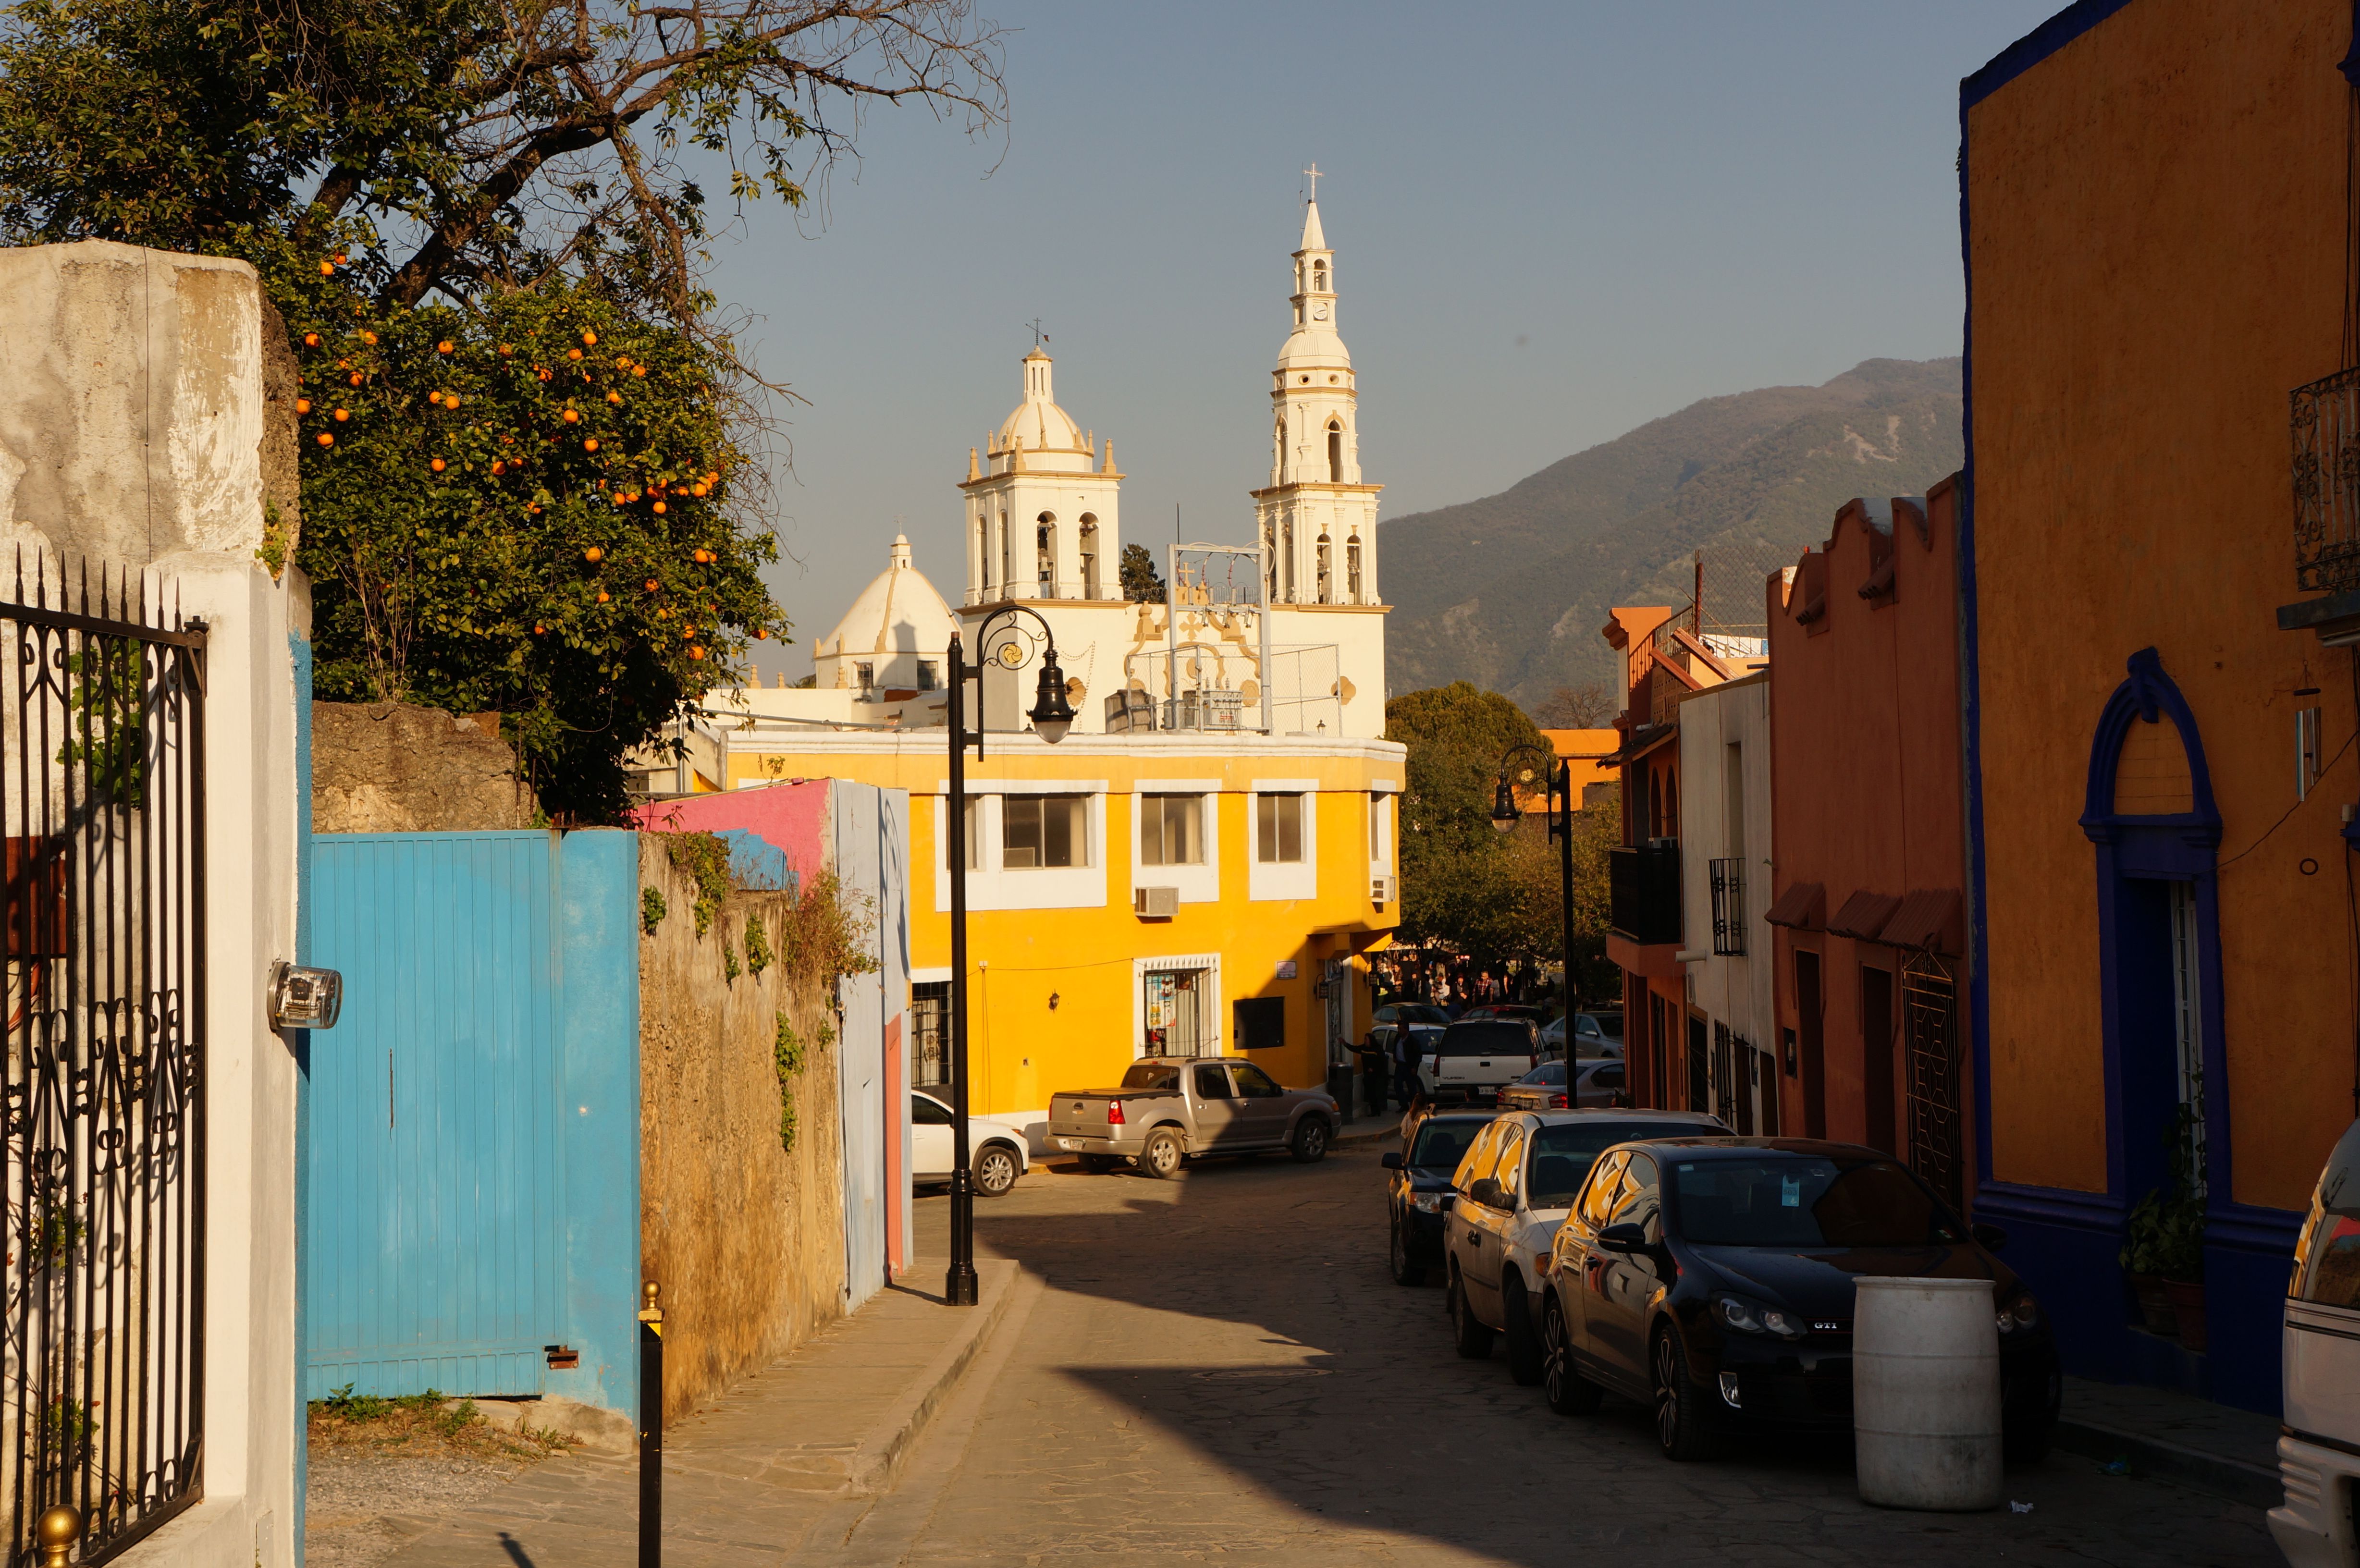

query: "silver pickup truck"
left=1047, top=1056, right=1340, bottom=1178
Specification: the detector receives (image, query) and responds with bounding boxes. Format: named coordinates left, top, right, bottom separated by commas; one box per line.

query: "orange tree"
left=281, top=257, right=777, bottom=816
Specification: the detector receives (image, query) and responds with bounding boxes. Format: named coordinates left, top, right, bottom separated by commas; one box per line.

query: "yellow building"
left=698, top=191, right=1405, bottom=1125
left=718, top=731, right=1400, bottom=1119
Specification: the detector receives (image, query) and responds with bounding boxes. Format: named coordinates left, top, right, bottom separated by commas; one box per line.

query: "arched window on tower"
left=1036, top=513, right=1057, bottom=599
left=1274, top=417, right=1287, bottom=478
left=1347, top=531, right=1364, bottom=603
left=979, top=514, right=995, bottom=600
left=1327, top=420, right=1343, bottom=484
left=1313, top=260, right=1328, bottom=294
left=1316, top=530, right=1333, bottom=604
left=1280, top=518, right=1296, bottom=603
left=1079, top=515, right=1101, bottom=599
left=999, top=511, right=1012, bottom=598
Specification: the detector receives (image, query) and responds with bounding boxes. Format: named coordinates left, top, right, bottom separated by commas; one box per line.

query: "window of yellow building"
left=1004, top=795, right=1088, bottom=869
left=1141, top=795, right=1205, bottom=866
left=1256, top=793, right=1304, bottom=863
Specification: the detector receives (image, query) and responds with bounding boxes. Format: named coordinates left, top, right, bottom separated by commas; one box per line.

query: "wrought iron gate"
left=1902, top=953, right=1962, bottom=1212
left=2, top=556, right=207, bottom=1563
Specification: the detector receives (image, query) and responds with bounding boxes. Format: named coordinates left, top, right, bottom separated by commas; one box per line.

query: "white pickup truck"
left=1046, top=1056, right=1340, bottom=1178
left=1417, top=1018, right=1543, bottom=1104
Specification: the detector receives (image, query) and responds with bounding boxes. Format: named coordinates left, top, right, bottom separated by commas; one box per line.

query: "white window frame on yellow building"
left=932, top=779, right=1110, bottom=913
left=1132, top=952, right=1224, bottom=1057
left=1249, top=779, right=1319, bottom=901
left=1131, top=779, right=1222, bottom=906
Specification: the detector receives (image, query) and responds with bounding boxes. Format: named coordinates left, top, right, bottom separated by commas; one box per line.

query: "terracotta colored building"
left=1603, top=607, right=1764, bottom=1111
left=1764, top=484, right=1972, bottom=1211
left=1962, top=0, right=2360, bottom=1412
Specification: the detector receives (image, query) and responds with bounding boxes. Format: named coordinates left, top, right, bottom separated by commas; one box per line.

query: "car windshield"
left=1583, top=1013, right=1625, bottom=1040
left=1119, top=1065, right=1180, bottom=1091
left=1670, top=1156, right=1961, bottom=1247
left=1438, top=1021, right=1532, bottom=1056
left=1408, top=1119, right=1484, bottom=1172
left=1399, top=1005, right=1452, bottom=1027
left=1517, top=1062, right=1566, bottom=1086
left=1528, top=1122, right=1707, bottom=1208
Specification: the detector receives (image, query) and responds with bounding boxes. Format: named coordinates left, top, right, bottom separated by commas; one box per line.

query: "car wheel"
left=1448, top=1265, right=1494, bottom=1359
left=1389, top=1216, right=1425, bottom=1286
left=1501, top=1274, right=1544, bottom=1386
left=1139, top=1128, right=1184, bottom=1180
left=1542, top=1294, right=1602, bottom=1415
left=2004, top=1414, right=2055, bottom=1466
left=1652, top=1327, right=1718, bottom=1462
left=1078, top=1154, right=1116, bottom=1174
left=974, top=1143, right=1020, bottom=1197
left=1290, top=1117, right=1329, bottom=1164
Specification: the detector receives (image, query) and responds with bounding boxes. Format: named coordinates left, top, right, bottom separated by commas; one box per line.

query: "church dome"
left=992, top=347, right=1094, bottom=472
left=819, top=534, right=956, bottom=663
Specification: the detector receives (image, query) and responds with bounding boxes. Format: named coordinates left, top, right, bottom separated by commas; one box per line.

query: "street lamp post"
left=945, top=606, right=1075, bottom=1306
left=1491, top=742, right=1576, bottom=1019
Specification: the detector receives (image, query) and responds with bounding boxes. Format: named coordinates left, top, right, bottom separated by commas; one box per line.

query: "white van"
left=2272, top=1118, right=2360, bottom=1566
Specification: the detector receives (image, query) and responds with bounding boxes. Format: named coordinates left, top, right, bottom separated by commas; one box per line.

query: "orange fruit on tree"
left=336, top=358, right=350, bottom=368
left=632, top=365, right=647, bottom=378
left=755, top=628, right=769, bottom=640
left=445, top=393, right=462, bottom=409
left=500, top=343, right=514, bottom=356
left=318, top=260, right=334, bottom=276
left=430, top=458, right=446, bottom=473
left=582, top=331, right=598, bottom=346
left=615, top=356, right=631, bottom=368
left=584, top=438, right=600, bottom=453
left=438, top=340, right=455, bottom=354
left=613, top=492, right=627, bottom=506
left=360, top=331, right=378, bottom=345
left=316, top=432, right=334, bottom=447
left=652, top=501, right=666, bottom=515
left=347, top=372, right=363, bottom=386
left=491, top=461, right=506, bottom=476
left=606, top=391, right=621, bottom=404
left=295, top=398, right=312, bottom=415
left=658, top=607, right=671, bottom=619
left=537, top=368, right=553, bottom=382
left=567, top=348, right=583, bottom=361
left=332, top=407, right=350, bottom=421
left=534, top=623, right=546, bottom=634
left=646, top=579, right=659, bottom=591
left=584, top=546, right=604, bottom=563
left=335, top=252, right=349, bottom=264
left=562, top=408, right=580, bottom=423
left=303, top=332, right=320, bottom=347
left=689, top=646, right=706, bottom=661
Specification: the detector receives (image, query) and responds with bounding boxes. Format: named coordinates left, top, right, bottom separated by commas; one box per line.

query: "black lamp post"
left=944, top=606, right=1074, bottom=1306
left=1492, top=742, right=1577, bottom=1019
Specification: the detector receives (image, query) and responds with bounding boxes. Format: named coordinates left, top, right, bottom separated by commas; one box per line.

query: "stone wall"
left=311, top=701, right=541, bottom=832
left=637, top=836, right=848, bottom=1420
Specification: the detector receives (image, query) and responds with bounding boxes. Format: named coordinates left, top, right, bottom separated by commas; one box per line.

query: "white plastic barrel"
left=1852, top=1276, right=2003, bottom=1510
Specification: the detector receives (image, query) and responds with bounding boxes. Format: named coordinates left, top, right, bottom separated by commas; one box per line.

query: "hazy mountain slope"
left=1382, top=358, right=1962, bottom=704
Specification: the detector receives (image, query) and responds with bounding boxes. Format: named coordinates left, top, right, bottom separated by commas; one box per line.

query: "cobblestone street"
left=814, top=1142, right=2281, bottom=1567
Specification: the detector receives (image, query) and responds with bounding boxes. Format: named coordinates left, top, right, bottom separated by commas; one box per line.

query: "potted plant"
left=2119, top=1102, right=2209, bottom=1349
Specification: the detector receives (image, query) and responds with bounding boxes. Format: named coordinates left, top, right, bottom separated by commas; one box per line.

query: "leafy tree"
left=0, top=0, right=1003, bottom=817
left=1119, top=542, right=1165, bottom=603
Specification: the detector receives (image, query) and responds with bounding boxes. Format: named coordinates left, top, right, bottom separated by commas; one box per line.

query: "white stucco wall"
left=1676, top=674, right=1777, bottom=1126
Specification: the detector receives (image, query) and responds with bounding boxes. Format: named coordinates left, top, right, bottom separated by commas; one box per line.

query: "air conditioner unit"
left=1370, top=875, right=1397, bottom=905
left=1133, top=885, right=1180, bottom=919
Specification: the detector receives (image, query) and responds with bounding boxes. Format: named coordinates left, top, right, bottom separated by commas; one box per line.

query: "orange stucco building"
left=1964, top=0, right=2360, bottom=1411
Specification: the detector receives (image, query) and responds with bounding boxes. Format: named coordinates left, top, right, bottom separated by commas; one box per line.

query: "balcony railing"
left=1709, top=857, right=1745, bottom=956
left=2293, top=367, right=2360, bottom=592
left=1610, top=842, right=1682, bottom=947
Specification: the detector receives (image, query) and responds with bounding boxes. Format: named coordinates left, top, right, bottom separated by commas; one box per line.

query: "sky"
left=705, top=0, right=2062, bottom=682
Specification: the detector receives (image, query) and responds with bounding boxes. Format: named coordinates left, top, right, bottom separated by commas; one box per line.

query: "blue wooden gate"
left=305, top=832, right=628, bottom=1401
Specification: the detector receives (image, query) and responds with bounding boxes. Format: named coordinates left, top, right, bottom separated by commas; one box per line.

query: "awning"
left=1763, top=881, right=1826, bottom=931
left=1829, top=890, right=1903, bottom=941
left=1878, top=888, right=1963, bottom=956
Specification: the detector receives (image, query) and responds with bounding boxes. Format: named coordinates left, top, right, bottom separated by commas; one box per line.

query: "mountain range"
left=1380, top=357, right=1965, bottom=706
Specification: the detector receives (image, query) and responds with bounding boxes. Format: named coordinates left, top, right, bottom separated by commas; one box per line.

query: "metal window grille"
left=2, top=554, right=207, bottom=1562
left=910, top=983, right=949, bottom=1089
left=1902, top=953, right=1961, bottom=1213
left=2292, top=367, right=2360, bottom=592
left=1708, top=858, right=1745, bottom=956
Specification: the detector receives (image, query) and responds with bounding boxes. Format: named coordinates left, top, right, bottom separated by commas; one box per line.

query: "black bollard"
left=639, top=1282, right=664, bottom=1568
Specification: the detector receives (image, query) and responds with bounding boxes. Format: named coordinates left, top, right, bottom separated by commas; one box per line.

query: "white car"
left=911, top=1090, right=1030, bottom=1197
left=1441, top=1107, right=1727, bottom=1381
left=2274, top=1115, right=2360, bottom=1566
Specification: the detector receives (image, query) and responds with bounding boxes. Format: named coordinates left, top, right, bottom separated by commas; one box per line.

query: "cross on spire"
left=1303, top=163, right=1321, bottom=203
left=1027, top=317, right=1049, bottom=349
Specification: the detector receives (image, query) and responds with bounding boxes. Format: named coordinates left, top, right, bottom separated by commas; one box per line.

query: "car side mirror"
left=1972, top=1222, right=2009, bottom=1253
left=1468, top=1177, right=1503, bottom=1210
left=1381, top=1152, right=1404, bottom=1170
left=1598, top=1222, right=1647, bottom=1253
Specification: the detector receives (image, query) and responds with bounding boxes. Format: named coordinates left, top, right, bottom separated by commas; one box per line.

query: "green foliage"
left=1385, top=682, right=1559, bottom=967
left=39, top=1397, right=91, bottom=1463
left=640, top=886, right=668, bottom=936
left=55, top=643, right=146, bottom=806
left=774, top=1011, right=806, bottom=1152
left=286, top=279, right=781, bottom=817
left=745, top=912, right=773, bottom=976
left=773, top=870, right=880, bottom=983
left=0, top=0, right=1004, bottom=817
left=257, top=497, right=292, bottom=578
left=723, top=941, right=741, bottom=982
left=2121, top=1101, right=2208, bottom=1281
left=315, top=1383, right=456, bottom=1424
left=1119, top=542, right=1166, bottom=603
left=665, top=833, right=731, bottom=938
left=35, top=1202, right=83, bottom=1269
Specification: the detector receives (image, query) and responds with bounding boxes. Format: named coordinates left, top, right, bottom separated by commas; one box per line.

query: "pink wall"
left=632, top=780, right=833, bottom=880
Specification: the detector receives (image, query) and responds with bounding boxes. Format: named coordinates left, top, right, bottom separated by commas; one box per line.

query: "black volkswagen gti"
left=1538, top=1137, right=2061, bottom=1462
left=1382, top=1112, right=1490, bottom=1285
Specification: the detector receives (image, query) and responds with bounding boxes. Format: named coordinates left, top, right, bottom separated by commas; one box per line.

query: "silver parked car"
left=1442, top=1107, right=1726, bottom=1383
left=1047, top=1056, right=1340, bottom=1177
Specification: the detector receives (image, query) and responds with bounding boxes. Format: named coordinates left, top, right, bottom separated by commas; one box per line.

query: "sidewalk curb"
left=2053, top=1415, right=2281, bottom=1509
left=1335, top=1116, right=1404, bottom=1148
left=783, top=1256, right=1015, bottom=1502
